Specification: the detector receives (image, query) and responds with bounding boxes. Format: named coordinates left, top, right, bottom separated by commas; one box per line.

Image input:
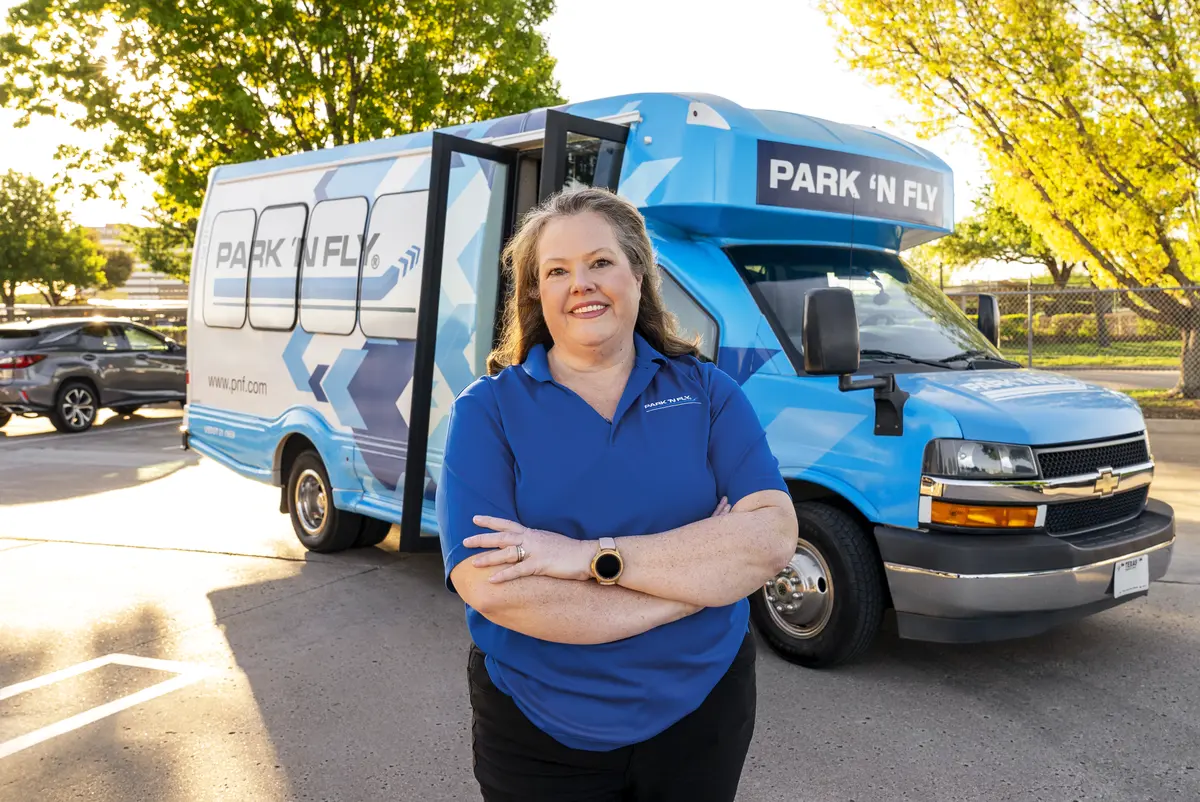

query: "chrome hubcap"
left=61, top=388, right=95, bottom=429
left=295, top=469, right=328, bottom=535
left=764, top=538, right=833, bottom=639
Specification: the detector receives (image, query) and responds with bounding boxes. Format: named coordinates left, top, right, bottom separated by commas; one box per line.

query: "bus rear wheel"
left=749, top=502, right=885, bottom=669
left=286, top=450, right=388, bottom=552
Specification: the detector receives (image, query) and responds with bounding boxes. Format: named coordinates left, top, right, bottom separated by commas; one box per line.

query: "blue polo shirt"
left=434, top=332, right=787, bottom=752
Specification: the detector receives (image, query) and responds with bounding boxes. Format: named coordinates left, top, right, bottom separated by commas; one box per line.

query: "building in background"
left=85, top=224, right=189, bottom=301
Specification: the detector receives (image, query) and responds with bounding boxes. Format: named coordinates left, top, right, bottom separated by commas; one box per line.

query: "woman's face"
left=535, top=210, right=642, bottom=354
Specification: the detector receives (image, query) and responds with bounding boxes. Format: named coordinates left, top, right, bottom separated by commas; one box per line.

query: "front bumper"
left=876, top=499, right=1175, bottom=643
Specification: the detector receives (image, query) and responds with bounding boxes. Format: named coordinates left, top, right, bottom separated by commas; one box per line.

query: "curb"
left=1146, top=418, right=1200, bottom=434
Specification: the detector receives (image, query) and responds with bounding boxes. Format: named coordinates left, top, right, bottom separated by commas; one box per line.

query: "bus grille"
left=1036, top=437, right=1149, bottom=480
left=1046, top=487, right=1150, bottom=537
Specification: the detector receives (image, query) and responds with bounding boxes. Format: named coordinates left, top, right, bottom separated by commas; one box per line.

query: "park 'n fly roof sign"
left=756, top=140, right=949, bottom=229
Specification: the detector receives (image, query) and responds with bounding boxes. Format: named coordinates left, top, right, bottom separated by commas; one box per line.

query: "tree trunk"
left=1045, top=260, right=1073, bottom=315
left=1177, top=326, right=1200, bottom=400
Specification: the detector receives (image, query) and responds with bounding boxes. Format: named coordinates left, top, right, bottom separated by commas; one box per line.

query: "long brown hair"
left=486, top=186, right=701, bottom=375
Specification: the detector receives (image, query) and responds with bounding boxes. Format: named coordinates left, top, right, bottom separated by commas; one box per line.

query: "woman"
left=434, top=186, right=798, bottom=801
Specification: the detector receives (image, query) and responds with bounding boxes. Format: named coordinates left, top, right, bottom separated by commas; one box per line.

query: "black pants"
left=468, top=631, right=757, bottom=802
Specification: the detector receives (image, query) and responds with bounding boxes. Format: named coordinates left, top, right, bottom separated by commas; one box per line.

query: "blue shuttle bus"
left=182, top=92, right=1176, bottom=667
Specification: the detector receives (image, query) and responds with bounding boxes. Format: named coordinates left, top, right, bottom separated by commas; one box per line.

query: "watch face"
left=595, top=552, right=622, bottom=580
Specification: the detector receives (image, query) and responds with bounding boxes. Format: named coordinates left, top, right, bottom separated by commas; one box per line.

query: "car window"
left=78, top=324, right=122, bottom=352
left=122, top=326, right=168, bottom=351
left=0, top=329, right=45, bottom=350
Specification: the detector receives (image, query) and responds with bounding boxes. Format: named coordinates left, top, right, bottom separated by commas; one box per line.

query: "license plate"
left=0, top=368, right=11, bottom=382
left=1114, top=555, right=1149, bottom=598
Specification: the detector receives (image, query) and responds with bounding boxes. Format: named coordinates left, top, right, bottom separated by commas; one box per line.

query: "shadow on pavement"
left=203, top=551, right=481, bottom=801
left=0, top=415, right=198, bottom=506
left=0, top=601, right=193, bottom=801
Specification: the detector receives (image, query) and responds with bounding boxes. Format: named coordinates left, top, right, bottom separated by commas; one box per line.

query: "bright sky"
left=0, top=0, right=1001, bottom=275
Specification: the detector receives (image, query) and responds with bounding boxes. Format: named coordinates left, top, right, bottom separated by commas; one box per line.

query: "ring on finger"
left=515, top=544, right=526, bottom=563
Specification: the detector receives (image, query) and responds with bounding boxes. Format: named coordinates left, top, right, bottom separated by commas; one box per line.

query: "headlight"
left=923, top=439, right=1038, bottom=479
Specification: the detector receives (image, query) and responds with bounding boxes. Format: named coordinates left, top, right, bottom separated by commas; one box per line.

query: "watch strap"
left=599, top=537, right=617, bottom=551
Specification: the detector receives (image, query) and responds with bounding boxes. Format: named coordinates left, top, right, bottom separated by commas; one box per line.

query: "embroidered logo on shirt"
left=643, top=395, right=700, bottom=412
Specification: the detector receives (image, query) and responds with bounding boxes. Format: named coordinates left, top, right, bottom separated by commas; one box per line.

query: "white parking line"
left=0, top=653, right=215, bottom=760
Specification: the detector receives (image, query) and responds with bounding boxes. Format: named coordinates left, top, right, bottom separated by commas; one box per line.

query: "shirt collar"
left=521, top=331, right=666, bottom=383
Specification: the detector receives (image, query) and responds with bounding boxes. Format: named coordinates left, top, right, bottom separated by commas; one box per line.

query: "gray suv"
left=0, top=317, right=186, bottom=433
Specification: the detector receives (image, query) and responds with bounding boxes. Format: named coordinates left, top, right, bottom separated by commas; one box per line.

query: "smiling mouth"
left=569, top=304, right=609, bottom=319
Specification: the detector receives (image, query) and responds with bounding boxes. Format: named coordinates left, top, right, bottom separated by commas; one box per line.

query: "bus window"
left=248, top=204, right=308, bottom=331
left=299, top=197, right=369, bottom=336
left=658, top=265, right=718, bottom=361
left=202, top=209, right=257, bottom=329
left=359, top=192, right=426, bottom=339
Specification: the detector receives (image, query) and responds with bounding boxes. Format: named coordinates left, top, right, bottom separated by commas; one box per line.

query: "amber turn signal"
left=930, top=501, right=1039, bottom=529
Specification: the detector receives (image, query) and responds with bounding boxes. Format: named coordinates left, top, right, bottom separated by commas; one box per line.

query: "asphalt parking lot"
left=1, top=412, right=1198, bottom=802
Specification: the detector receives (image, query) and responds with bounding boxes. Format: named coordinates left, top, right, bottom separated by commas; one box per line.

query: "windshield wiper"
left=937, top=350, right=1022, bottom=368
left=859, top=349, right=956, bottom=370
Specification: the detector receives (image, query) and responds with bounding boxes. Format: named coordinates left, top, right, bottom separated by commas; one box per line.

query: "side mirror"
left=802, top=288, right=861, bottom=376
left=977, top=293, right=1000, bottom=346
left=802, top=286, right=909, bottom=437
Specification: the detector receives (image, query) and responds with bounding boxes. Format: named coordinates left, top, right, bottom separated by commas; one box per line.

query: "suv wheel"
left=0, top=410, right=10, bottom=429
left=51, top=381, right=98, bottom=433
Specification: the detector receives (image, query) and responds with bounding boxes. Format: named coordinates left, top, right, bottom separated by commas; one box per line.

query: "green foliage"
left=150, top=325, right=186, bottom=345
left=0, top=170, right=104, bottom=308
left=931, top=185, right=1077, bottom=287
left=999, top=312, right=1179, bottom=344
left=821, top=0, right=1200, bottom=394
left=125, top=210, right=193, bottom=280
left=33, top=224, right=107, bottom=305
left=102, top=249, right=134, bottom=289
left=0, top=171, right=58, bottom=310
left=0, top=0, right=566, bottom=275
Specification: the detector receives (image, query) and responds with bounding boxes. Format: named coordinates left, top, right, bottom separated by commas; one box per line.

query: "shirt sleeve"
left=434, top=378, right=517, bottom=593
left=703, top=361, right=788, bottom=505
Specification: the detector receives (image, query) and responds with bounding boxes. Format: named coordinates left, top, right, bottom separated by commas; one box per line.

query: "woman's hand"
left=466, top=517, right=594, bottom=583
left=466, top=498, right=731, bottom=584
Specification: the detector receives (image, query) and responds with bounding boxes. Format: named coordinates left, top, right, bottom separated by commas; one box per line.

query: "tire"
left=50, top=381, right=99, bottom=433
left=112, top=405, right=141, bottom=416
left=285, top=450, right=382, bottom=553
left=0, top=410, right=10, bottom=429
left=354, top=517, right=393, bottom=548
left=749, top=502, right=885, bottom=669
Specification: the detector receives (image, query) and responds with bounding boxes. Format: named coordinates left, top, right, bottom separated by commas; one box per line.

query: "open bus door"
left=398, top=113, right=631, bottom=552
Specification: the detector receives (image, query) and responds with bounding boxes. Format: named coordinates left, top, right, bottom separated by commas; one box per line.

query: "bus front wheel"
left=286, top=450, right=386, bottom=552
left=749, top=502, right=885, bottom=669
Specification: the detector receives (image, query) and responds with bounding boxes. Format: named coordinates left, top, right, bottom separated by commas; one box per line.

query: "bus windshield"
left=724, top=244, right=1007, bottom=370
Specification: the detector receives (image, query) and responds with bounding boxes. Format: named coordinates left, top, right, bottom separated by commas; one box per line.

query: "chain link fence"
left=945, top=285, right=1197, bottom=374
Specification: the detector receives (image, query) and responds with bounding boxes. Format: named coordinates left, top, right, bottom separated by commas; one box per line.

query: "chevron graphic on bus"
left=398, top=245, right=421, bottom=278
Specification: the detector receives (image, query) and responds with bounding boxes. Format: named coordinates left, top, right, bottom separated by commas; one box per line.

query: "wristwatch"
left=590, top=537, right=624, bottom=585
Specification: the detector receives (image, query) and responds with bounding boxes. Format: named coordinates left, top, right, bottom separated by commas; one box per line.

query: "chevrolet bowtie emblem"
left=1094, top=468, right=1119, bottom=496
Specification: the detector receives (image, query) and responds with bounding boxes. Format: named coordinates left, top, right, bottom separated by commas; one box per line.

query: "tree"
left=102, top=249, right=134, bottom=290
left=821, top=0, right=1200, bottom=397
left=933, top=186, right=1078, bottom=289
left=123, top=212, right=193, bottom=280
left=0, top=171, right=58, bottom=315
left=0, top=0, right=565, bottom=276
left=0, top=171, right=105, bottom=310
left=32, top=225, right=106, bottom=306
